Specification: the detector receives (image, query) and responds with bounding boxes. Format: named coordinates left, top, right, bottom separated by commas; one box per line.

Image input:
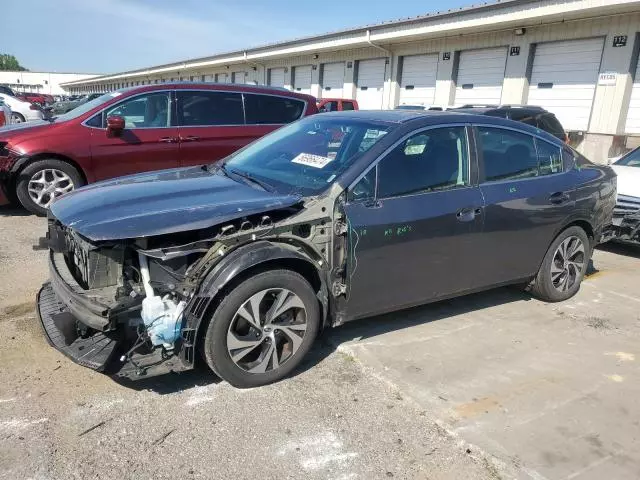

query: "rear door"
left=343, top=125, right=484, bottom=320
left=89, top=90, right=180, bottom=180
left=176, top=89, right=248, bottom=167
left=472, top=124, right=575, bottom=287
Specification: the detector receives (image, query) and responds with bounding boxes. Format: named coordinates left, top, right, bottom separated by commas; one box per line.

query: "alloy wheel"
left=550, top=236, right=585, bottom=292
left=11, top=113, right=23, bottom=123
left=27, top=169, right=75, bottom=208
left=227, top=288, right=308, bottom=374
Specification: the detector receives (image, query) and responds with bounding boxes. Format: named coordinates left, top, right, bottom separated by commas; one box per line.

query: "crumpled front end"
left=36, top=217, right=194, bottom=379
left=612, top=194, right=640, bottom=243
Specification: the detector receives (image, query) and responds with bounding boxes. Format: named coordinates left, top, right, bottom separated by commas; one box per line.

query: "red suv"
left=0, top=83, right=318, bottom=215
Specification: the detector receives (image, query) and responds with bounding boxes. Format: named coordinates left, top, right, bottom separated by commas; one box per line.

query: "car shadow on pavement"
left=295, top=286, right=532, bottom=379
left=112, top=365, right=222, bottom=394
left=0, top=204, right=32, bottom=217
left=596, top=241, right=640, bottom=259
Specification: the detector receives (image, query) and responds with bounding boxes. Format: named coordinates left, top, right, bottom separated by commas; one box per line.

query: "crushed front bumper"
left=37, top=282, right=119, bottom=371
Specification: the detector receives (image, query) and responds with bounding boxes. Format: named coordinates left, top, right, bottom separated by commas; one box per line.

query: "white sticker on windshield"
left=292, top=153, right=334, bottom=169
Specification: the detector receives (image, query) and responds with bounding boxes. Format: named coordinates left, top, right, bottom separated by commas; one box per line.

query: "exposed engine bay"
left=38, top=189, right=344, bottom=380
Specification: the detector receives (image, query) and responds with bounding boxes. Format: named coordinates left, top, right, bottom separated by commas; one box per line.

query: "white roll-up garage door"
left=528, top=38, right=604, bottom=131
left=624, top=54, right=640, bottom=133
left=269, top=68, right=286, bottom=88
left=321, top=62, right=344, bottom=98
left=232, top=71, right=247, bottom=84
left=454, top=47, right=507, bottom=106
left=293, top=66, right=312, bottom=95
left=216, top=73, right=230, bottom=83
left=356, top=58, right=387, bottom=109
left=399, top=54, right=438, bottom=106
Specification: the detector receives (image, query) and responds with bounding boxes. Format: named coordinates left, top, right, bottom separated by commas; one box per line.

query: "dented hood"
left=49, top=166, right=302, bottom=241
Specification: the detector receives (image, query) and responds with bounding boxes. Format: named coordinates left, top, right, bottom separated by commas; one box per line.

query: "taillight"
left=29, top=104, right=40, bottom=110
left=0, top=111, right=5, bottom=127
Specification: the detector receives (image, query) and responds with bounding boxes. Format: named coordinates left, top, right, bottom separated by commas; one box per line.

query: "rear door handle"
left=159, top=136, right=179, bottom=143
left=456, top=207, right=482, bottom=222
left=549, top=192, right=570, bottom=205
left=180, top=135, right=200, bottom=142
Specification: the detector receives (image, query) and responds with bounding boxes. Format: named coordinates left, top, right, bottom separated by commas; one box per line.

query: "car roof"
left=315, top=110, right=564, bottom=144
left=113, top=82, right=316, bottom=102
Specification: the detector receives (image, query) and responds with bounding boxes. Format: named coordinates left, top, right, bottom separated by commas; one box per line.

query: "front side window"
left=478, top=127, right=538, bottom=182
left=222, top=117, right=392, bottom=195
left=105, top=92, right=170, bottom=128
left=177, top=91, right=243, bottom=126
left=376, top=126, right=469, bottom=199
left=244, top=94, right=305, bottom=124
left=615, top=148, right=640, bottom=167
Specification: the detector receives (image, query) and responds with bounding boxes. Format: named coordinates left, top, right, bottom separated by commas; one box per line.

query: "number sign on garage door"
left=269, top=68, right=286, bottom=88
left=321, top=62, right=344, bottom=98
left=455, top=47, right=507, bottom=106
left=625, top=51, right=640, bottom=134
left=293, top=66, right=312, bottom=95
left=399, top=54, right=438, bottom=106
left=356, top=58, right=387, bottom=109
left=528, top=38, right=604, bottom=131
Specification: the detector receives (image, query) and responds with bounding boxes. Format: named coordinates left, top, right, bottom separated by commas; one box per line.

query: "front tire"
left=203, top=269, right=320, bottom=388
left=15, top=159, right=84, bottom=216
left=530, top=226, right=591, bottom=302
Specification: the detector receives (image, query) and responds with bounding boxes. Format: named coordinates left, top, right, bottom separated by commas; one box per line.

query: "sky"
left=3, top=0, right=475, bottom=74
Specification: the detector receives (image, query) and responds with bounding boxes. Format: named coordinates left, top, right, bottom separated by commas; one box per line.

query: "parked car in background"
left=36, top=110, right=616, bottom=387
left=317, top=98, right=358, bottom=112
left=0, top=85, right=16, bottom=97
left=0, top=82, right=318, bottom=215
left=0, top=92, right=45, bottom=124
left=16, top=92, right=50, bottom=107
left=49, top=92, right=103, bottom=114
left=0, top=98, right=10, bottom=127
left=395, top=105, right=444, bottom=111
left=610, top=147, right=640, bottom=244
left=450, top=105, right=569, bottom=143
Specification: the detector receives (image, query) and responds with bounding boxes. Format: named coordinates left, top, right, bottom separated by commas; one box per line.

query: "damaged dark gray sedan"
left=37, top=111, right=617, bottom=388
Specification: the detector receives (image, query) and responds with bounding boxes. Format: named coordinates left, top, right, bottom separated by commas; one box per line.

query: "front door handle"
left=159, top=136, right=179, bottom=143
left=456, top=207, right=482, bottom=222
left=180, top=135, right=200, bottom=142
left=549, top=192, right=570, bottom=205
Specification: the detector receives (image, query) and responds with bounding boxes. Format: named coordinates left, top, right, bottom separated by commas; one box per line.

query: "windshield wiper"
left=227, top=168, right=274, bottom=192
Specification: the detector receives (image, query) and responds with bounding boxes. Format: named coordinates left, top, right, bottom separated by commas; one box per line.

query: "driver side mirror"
left=106, top=115, right=125, bottom=136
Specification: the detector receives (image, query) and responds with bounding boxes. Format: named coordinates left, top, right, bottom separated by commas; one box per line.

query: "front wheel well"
left=193, top=258, right=325, bottom=363
left=11, top=153, right=87, bottom=189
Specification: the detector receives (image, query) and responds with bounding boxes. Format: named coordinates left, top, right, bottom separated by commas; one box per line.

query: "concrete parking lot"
left=1, top=205, right=639, bottom=479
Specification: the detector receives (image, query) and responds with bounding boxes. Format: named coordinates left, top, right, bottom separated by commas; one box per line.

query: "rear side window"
left=535, top=139, right=562, bottom=175
left=319, top=101, right=339, bottom=113
left=342, top=101, right=355, bottom=111
left=177, top=91, right=244, bottom=126
left=244, top=94, right=305, bottom=124
left=478, top=127, right=538, bottom=181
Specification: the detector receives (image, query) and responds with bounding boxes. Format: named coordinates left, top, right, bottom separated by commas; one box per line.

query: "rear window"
left=244, top=94, right=305, bottom=125
left=342, top=101, right=355, bottom=111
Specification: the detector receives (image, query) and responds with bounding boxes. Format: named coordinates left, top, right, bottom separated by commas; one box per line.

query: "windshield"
left=54, top=91, right=123, bottom=121
left=615, top=148, right=640, bottom=167
left=221, top=117, right=393, bottom=195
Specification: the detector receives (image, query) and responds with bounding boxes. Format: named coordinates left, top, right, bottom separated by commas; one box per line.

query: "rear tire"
left=530, top=226, right=591, bottom=302
left=203, top=269, right=320, bottom=388
left=15, top=159, right=84, bottom=216
left=11, top=112, right=25, bottom=123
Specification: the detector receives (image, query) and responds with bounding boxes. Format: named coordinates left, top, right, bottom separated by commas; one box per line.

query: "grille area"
left=614, top=194, right=640, bottom=218
left=64, top=229, right=123, bottom=289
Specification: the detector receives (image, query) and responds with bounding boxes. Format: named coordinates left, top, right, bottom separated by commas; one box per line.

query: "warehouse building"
left=0, top=71, right=99, bottom=95
left=61, top=0, right=640, bottom=162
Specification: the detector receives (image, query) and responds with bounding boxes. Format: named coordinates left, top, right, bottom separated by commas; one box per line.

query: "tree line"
left=0, top=54, right=28, bottom=71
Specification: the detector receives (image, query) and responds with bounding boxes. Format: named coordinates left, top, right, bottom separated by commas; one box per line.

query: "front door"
left=471, top=125, right=576, bottom=287
left=343, top=125, right=484, bottom=321
left=90, top=90, right=179, bottom=181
